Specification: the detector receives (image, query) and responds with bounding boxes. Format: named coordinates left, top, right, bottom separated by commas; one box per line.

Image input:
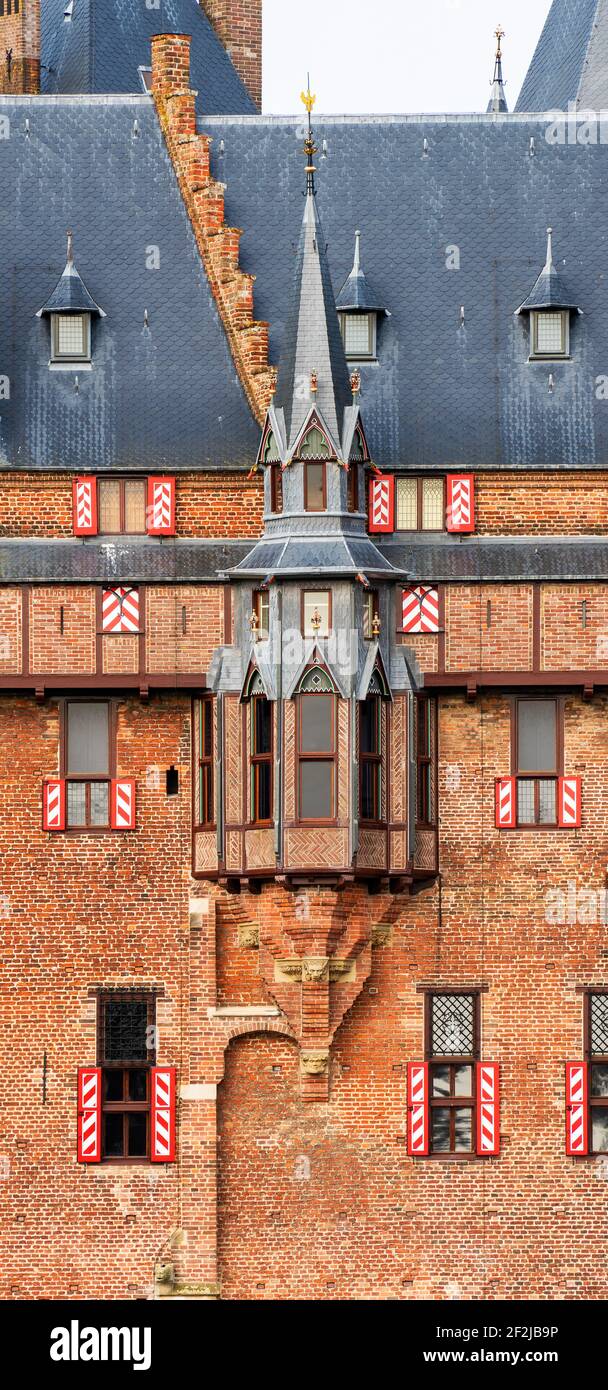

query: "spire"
left=336, top=229, right=388, bottom=314
left=487, top=24, right=508, bottom=113
left=271, top=84, right=352, bottom=455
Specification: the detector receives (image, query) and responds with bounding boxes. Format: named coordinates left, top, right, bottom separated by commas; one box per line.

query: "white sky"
left=262, top=0, right=554, bottom=114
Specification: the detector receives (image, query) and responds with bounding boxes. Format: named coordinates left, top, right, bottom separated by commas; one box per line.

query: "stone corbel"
left=302, top=956, right=330, bottom=983
left=300, top=1049, right=330, bottom=1076
left=237, top=921, right=260, bottom=948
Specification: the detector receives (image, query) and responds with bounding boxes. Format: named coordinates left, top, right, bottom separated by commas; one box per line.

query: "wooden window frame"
left=585, top=990, right=608, bottom=1156
left=416, top=696, right=436, bottom=828
left=395, top=476, right=446, bottom=533
left=60, top=697, right=116, bottom=833
left=301, top=589, right=332, bottom=639
left=250, top=694, right=273, bottom=827
left=530, top=309, right=570, bottom=361
left=97, top=477, right=147, bottom=536
left=253, top=589, right=270, bottom=640
left=303, top=460, right=327, bottom=513
left=339, top=311, right=377, bottom=361
left=359, top=694, right=383, bottom=825
left=97, top=991, right=155, bottom=1164
left=511, top=696, right=564, bottom=829
left=269, top=463, right=283, bottom=515
left=197, top=695, right=215, bottom=830
left=51, top=312, right=91, bottom=364
left=362, top=589, right=379, bottom=641
left=347, top=463, right=359, bottom=513
left=297, top=691, right=337, bottom=825
left=425, top=991, right=480, bottom=1159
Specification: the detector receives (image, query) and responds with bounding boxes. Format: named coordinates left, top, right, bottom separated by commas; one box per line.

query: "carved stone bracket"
left=372, top=921, right=393, bottom=947
left=302, top=956, right=329, bottom=983
left=300, top=1049, right=330, bottom=1076
left=238, top=920, right=260, bottom=948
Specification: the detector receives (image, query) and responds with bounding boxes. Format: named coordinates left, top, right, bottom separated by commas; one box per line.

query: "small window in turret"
left=302, top=591, right=331, bottom=638
left=304, top=463, right=326, bottom=512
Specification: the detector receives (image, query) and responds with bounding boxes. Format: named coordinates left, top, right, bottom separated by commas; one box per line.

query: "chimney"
left=200, top=0, right=262, bottom=110
left=0, top=0, right=40, bottom=94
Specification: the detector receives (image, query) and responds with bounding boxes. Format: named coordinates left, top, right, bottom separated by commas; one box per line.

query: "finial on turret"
left=487, top=23, right=508, bottom=114
left=66, top=229, right=74, bottom=266
left=301, top=76, right=318, bottom=195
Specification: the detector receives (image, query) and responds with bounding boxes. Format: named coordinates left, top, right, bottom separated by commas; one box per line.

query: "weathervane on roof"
left=301, top=76, right=317, bottom=195
left=495, top=24, right=505, bottom=59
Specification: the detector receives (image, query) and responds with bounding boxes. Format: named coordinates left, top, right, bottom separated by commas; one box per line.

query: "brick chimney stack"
left=200, top=0, right=262, bottom=110
left=0, top=0, right=40, bottom=94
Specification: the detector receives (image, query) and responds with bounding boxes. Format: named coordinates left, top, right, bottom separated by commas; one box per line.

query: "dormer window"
left=51, top=313, right=91, bottom=363
left=340, top=312, right=376, bottom=361
left=530, top=309, right=569, bottom=360
left=336, top=230, right=388, bottom=364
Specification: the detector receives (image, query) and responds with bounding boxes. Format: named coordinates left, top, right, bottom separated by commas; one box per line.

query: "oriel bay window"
left=297, top=670, right=336, bottom=822
left=427, top=993, right=479, bottom=1155
left=250, top=695, right=273, bottom=824
left=359, top=694, right=382, bottom=822
left=515, top=697, right=562, bottom=826
left=98, top=992, right=155, bottom=1161
left=64, top=700, right=113, bottom=828
left=198, top=695, right=214, bottom=829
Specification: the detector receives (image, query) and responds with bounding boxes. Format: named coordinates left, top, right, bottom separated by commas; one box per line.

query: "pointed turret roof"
left=516, top=0, right=608, bottom=112
left=487, top=24, right=508, bottom=113
left=36, top=231, right=106, bottom=318
left=336, top=231, right=387, bottom=314
left=516, top=228, right=582, bottom=314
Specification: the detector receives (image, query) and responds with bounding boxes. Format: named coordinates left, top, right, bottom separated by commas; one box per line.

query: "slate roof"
left=36, top=236, right=106, bottom=316
left=335, top=231, right=387, bottom=313
left=40, top=0, right=256, bottom=114
left=0, top=96, right=259, bottom=473
left=516, top=228, right=581, bottom=312
left=230, top=534, right=399, bottom=579
left=2, top=536, right=608, bottom=583
left=516, top=0, right=608, bottom=112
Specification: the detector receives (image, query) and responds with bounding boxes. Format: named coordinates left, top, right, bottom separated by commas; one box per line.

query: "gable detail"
left=151, top=33, right=274, bottom=426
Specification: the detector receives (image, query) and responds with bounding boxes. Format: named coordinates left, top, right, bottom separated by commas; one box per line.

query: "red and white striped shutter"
left=73, top=477, right=97, bottom=536
left=446, top=474, right=475, bottom=533
left=368, top=475, right=395, bottom=533
left=402, top=586, right=440, bottom=634
left=42, top=778, right=66, bottom=831
left=110, top=779, right=136, bottom=830
left=150, top=1066, right=177, bottom=1162
left=566, top=1062, right=589, bottom=1156
left=559, top=776, right=581, bottom=828
left=77, top=1066, right=101, bottom=1163
left=495, top=776, right=516, bottom=829
left=407, top=1062, right=429, bottom=1156
left=102, top=586, right=140, bottom=633
left=147, top=477, right=176, bottom=536
left=476, top=1062, right=500, bottom=1155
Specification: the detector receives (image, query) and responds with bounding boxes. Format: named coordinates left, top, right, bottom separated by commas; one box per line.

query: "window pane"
left=431, top=1107, right=450, bottom=1152
left=591, top=995, right=608, bottom=1055
left=104, top=1112, right=124, bottom=1158
left=89, top=782, right=109, bottom=826
left=300, top=761, right=332, bottom=819
left=102, top=997, right=149, bottom=1063
left=300, top=694, right=333, bottom=752
left=67, top=782, right=86, bottom=827
left=454, top=1064, right=473, bottom=1097
left=128, top=1069, right=148, bottom=1102
left=359, top=697, right=379, bottom=755
left=517, top=778, right=535, bottom=824
left=124, top=480, right=146, bottom=534
left=255, top=763, right=272, bottom=822
left=454, top=1108, right=473, bottom=1152
left=255, top=591, right=270, bottom=637
left=305, top=462, right=325, bottom=510
left=57, top=314, right=86, bottom=356
left=67, top=702, right=109, bottom=774
left=98, top=479, right=121, bottom=534
left=344, top=315, right=372, bottom=355
left=592, top=1109, right=608, bottom=1153
left=538, top=779, right=556, bottom=824
left=303, top=591, right=330, bottom=638
left=517, top=700, right=556, bottom=773
left=431, top=994, right=474, bottom=1056
left=535, top=312, right=564, bottom=354
left=103, top=1070, right=124, bottom=1102
left=422, top=478, right=444, bottom=530
left=431, top=1064, right=450, bottom=1098
left=128, top=1113, right=148, bottom=1157
left=200, top=765, right=213, bottom=825
left=396, top=477, right=417, bottom=530
left=361, top=762, right=379, bottom=821
left=254, top=698, right=272, bottom=755
left=591, top=1065, right=608, bottom=1098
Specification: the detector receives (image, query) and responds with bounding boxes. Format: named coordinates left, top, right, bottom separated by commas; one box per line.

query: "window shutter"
left=147, top=477, right=176, bottom=536
left=42, top=779, right=66, bottom=832
left=476, top=1062, right=500, bottom=1155
left=150, top=1066, right=177, bottom=1162
left=446, top=474, right=475, bottom=533
left=77, top=1066, right=101, bottom=1163
left=402, top=586, right=439, bottom=634
left=102, top=586, right=140, bottom=633
left=495, top=776, right=516, bottom=829
left=559, top=776, right=581, bottom=828
left=368, top=475, right=394, bottom=533
left=566, top=1062, right=589, bottom=1156
left=73, top=477, right=97, bottom=536
left=110, top=778, right=136, bottom=830
left=407, top=1062, right=429, bottom=1156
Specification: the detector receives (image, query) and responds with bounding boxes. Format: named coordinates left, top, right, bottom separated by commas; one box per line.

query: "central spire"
left=487, top=23, right=508, bottom=113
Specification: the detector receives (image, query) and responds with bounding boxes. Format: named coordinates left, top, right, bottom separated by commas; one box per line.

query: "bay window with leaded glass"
left=98, top=992, right=156, bottom=1162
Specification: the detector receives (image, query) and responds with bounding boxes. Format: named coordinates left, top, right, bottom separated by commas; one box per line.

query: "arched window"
left=359, top=693, right=382, bottom=822
left=298, top=425, right=330, bottom=459
left=298, top=425, right=331, bottom=512
left=296, top=667, right=336, bottom=821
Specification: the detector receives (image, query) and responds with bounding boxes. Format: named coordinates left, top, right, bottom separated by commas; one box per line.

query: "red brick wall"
left=0, top=472, right=262, bottom=538
left=476, top=472, right=608, bottom=535
left=201, top=0, right=262, bottom=109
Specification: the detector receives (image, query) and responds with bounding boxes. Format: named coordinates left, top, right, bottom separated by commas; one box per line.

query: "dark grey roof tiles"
left=0, top=539, right=250, bottom=583
left=37, top=236, right=106, bottom=316
left=516, top=228, right=581, bottom=312
left=41, top=0, right=256, bottom=114
left=335, top=231, right=387, bottom=313
left=382, top=537, right=608, bottom=582
left=516, top=0, right=604, bottom=112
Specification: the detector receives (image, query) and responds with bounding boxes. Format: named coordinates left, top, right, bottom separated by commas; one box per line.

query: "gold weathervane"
left=495, top=24, right=505, bottom=57
left=301, top=78, right=318, bottom=192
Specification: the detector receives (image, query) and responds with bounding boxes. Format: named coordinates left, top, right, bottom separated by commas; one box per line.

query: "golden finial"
left=350, top=369, right=361, bottom=397
left=495, top=24, right=505, bottom=58
left=249, top=610, right=260, bottom=640
left=310, top=370, right=318, bottom=394
left=372, top=613, right=382, bottom=639
left=301, top=74, right=318, bottom=194
left=310, top=607, right=322, bottom=634
left=301, top=86, right=316, bottom=115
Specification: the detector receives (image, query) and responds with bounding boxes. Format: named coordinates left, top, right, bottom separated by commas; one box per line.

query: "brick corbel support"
left=151, top=33, right=274, bottom=424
